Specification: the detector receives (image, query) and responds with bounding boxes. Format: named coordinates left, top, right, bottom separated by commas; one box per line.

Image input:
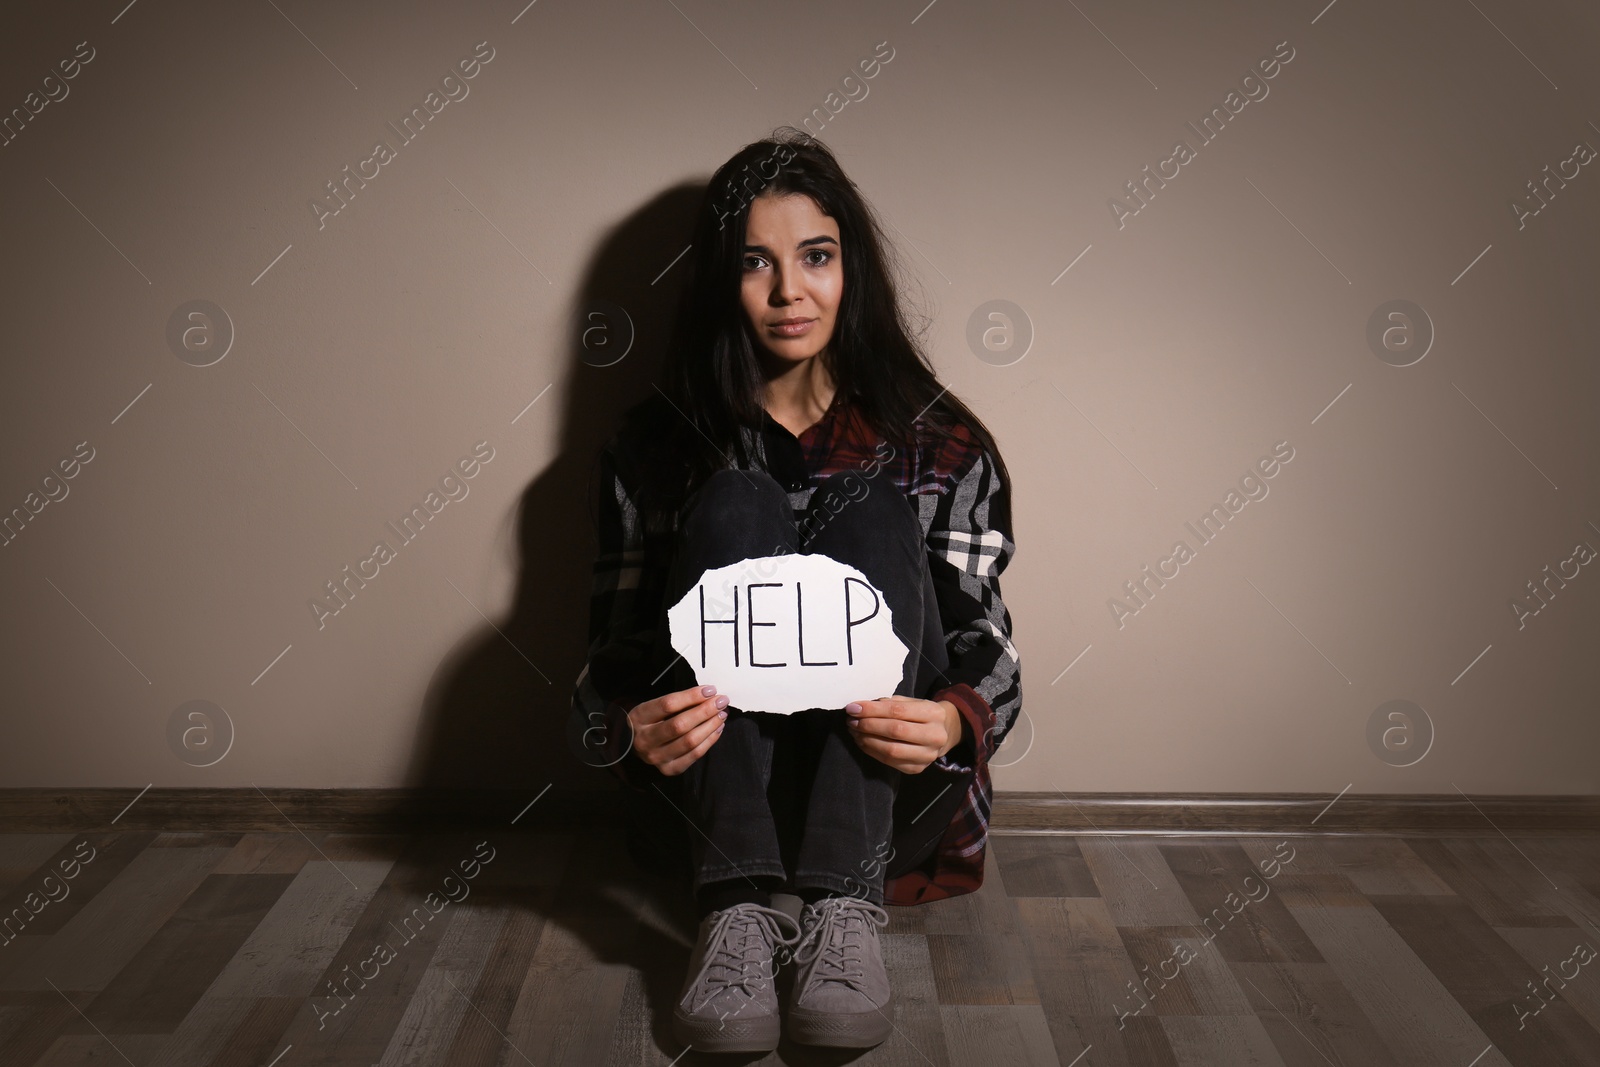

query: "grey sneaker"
left=786, top=896, right=894, bottom=1047
left=671, top=901, right=802, bottom=1053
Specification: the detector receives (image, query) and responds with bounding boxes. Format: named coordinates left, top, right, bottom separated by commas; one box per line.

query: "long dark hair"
left=628, top=127, right=1012, bottom=531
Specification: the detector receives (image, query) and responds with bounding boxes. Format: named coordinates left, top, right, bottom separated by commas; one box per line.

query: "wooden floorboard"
left=1230, top=960, right=1402, bottom=1066
left=0, top=838, right=232, bottom=993
left=2, top=830, right=1599, bottom=1064
left=84, top=871, right=298, bottom=1033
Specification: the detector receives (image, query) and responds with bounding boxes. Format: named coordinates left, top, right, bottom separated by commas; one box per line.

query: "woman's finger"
left=634, top=694, right=723, bottom=762
left=849, top=731, right=934, bottom=771
left=633, top=684, right=720, bottom=726
left=652, top=700, right=727, bottom=762
left=660, top=718, right=726, bottom=776
left=662, top=700, right=726, bottom=758
left=850, top=715, right=936, bottom=746
left=850, top=715, right=906, bottom=741
left=848, top=696, right=937, bottom=724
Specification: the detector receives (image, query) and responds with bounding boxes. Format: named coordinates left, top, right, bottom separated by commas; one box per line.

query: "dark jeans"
left=639, top=464, right=956, bottom=906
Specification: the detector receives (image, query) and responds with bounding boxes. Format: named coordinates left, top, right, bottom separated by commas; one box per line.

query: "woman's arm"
left=921, top=445, right=1022, bottom=773
left=569, top=438, right=671, bottom=788
left=844, top=442, right=1021, bottom=775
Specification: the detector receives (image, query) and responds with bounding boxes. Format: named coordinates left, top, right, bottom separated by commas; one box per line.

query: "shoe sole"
left=672, top=1006, right=782, bottom=1053
left=786, top=996, right=895, bottom=1048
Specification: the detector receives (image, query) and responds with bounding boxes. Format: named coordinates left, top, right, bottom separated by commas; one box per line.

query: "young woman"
left=570, top=129, right=1022, bottom=1054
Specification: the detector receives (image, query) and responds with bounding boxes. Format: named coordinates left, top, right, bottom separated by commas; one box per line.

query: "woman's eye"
left=806, top=250, right=833, bottom=266
left=743, top=256, right=766, bottom=271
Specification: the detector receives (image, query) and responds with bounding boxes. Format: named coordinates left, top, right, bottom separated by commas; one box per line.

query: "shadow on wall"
left=405, top=180, right=707, bottom=794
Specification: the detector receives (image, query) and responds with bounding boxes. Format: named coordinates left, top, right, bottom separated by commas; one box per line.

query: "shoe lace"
left=687, top=903, right=802, bottom=1015
left=792, top=896, right=890, bottom=993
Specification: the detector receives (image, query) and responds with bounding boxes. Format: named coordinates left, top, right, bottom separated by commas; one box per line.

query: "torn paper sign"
left=666, top=552, right=909, bottom=714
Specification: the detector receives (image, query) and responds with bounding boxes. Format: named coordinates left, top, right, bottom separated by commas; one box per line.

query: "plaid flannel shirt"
left=570, top=390, right=1021, bottom=905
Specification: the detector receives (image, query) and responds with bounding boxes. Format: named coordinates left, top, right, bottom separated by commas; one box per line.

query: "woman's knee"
left=686, top=468, right=789, bottom=527
left=805, top=468, right=917, bottom=541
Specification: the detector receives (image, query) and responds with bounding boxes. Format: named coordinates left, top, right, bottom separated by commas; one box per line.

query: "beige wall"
left=2, top=0, right=1596, bottom=795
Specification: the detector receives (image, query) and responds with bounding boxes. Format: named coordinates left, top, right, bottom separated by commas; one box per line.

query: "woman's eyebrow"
left=743, top=235, right=840, bottom=253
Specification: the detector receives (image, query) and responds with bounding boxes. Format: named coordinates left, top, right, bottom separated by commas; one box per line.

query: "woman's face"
left=740, top=192, right=842, bottom=368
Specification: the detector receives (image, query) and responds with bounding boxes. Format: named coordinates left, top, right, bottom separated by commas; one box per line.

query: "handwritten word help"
left=666, top=552, right=908, bottom=714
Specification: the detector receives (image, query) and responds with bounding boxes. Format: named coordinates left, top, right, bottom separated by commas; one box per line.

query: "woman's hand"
left=628, top=684, right=729, bottom=776
left=845, top=696, right=963, bottom=774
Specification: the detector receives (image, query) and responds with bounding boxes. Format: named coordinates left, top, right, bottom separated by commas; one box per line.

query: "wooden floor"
left=3, top=830, right=1600, bottom=1065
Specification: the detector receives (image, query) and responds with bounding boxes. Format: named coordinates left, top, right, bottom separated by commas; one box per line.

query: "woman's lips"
left=770, top=319, right=815, bottom=337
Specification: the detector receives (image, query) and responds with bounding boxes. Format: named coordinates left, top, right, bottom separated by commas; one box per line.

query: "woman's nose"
left=772, top=265, right=805, bottom=303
